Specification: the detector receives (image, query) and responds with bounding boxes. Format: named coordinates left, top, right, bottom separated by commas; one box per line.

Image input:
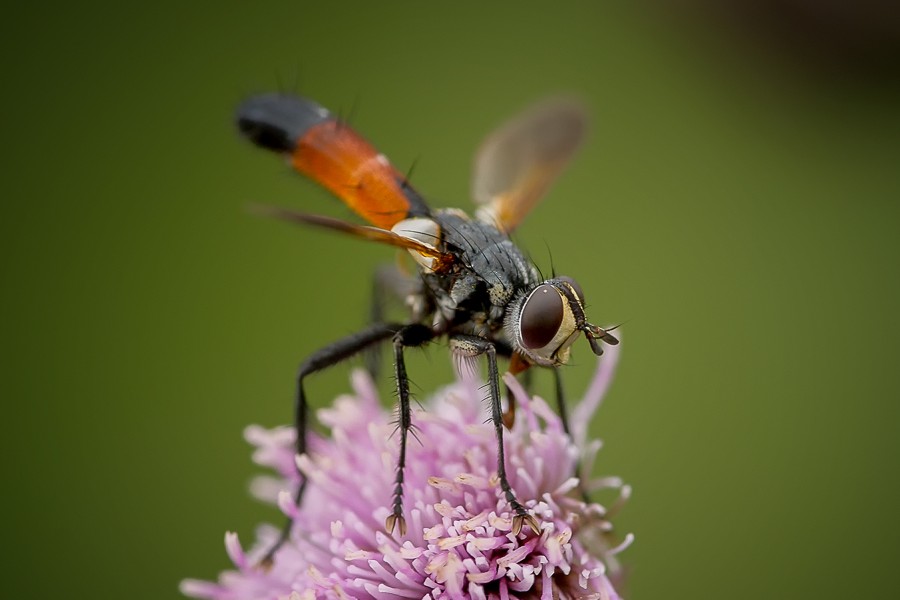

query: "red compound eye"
left=519, top=284, right=564, bottom=349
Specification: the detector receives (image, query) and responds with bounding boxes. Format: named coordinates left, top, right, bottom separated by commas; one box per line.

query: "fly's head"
left=505, top=276, right=619, bottom=368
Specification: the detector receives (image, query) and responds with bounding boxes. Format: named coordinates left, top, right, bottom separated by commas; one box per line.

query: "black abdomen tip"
left=235, top=93, right=331, bottom=153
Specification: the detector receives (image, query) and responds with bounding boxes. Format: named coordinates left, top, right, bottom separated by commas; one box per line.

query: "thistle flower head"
left=182, top=344, right=630, bottom=600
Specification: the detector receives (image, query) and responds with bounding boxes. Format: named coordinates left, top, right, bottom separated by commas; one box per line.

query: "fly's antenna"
left=582, top=320, right=622, bottom=355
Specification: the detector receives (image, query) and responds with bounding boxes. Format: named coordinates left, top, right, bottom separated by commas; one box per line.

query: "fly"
left=235, top=93, right=619, bottom=566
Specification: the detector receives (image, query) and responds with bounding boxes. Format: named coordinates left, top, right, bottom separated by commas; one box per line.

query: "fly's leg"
left=259, top=322, right=404, bottom=568
left=385, top=323, right=434, bottom=536
left=520, top=368, right=534, bottom=396
left=502, top=384, right=517, bottom=430
left=450, top=335, right=540, bottom=535
left=553, top=367, right=573, bottom=439
left=500, top=350, right=531, bottom=429
left=553, top=369, right=593, bottom=505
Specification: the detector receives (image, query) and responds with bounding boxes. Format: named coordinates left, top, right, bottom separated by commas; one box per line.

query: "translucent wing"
left=251, top=205, right=457, bottom=273
left=472, top=97, right=587, bottom=232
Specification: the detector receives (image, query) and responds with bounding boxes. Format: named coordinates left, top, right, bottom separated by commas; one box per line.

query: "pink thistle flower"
left=182, top=343, right=630, bottom=600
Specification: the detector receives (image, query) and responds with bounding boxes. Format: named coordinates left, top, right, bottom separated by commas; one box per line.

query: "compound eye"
left=558, top=275, right=585, bottom=304
left=520, top=284, right=564, bottom=349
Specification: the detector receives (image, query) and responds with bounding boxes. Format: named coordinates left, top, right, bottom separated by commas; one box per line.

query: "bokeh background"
left=3, top=1, right=899, bottom=598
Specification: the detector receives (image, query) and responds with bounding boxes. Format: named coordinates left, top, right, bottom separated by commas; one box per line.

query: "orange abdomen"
left=293, top=122, right=416, bottom=230
left=236, top=93, right=430, bottom=229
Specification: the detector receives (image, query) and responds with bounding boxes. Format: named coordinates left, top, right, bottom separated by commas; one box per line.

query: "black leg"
left=450, top=335, right=540, bottom=535
left=385, top=324, right=434, bottom=536
left=553, top=368, right=594, bottom=505
left=553, top=368, right=572, bottom=437
left=500, top=367, right=536, bottom=429
left=259, top=321, right=404, bottom=568
left=495, top=342, right=525, bottom=429
left=520, top=368, right=534, bottom=395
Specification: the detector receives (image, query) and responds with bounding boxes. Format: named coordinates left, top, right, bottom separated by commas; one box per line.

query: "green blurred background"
left=3, top=1, right=899, bottom=598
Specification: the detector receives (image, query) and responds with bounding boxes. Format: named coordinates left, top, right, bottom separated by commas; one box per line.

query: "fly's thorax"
left=435, top=211, right=540, bottom=306
left=504, top=276, right=591, bottom=367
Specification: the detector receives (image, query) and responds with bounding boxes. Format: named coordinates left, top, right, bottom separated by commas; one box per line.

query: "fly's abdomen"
left=236, top=93, right=430, bottom=229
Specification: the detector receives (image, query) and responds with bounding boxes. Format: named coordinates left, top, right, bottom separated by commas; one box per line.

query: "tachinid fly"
left=235, top=93, right=619, bottom=566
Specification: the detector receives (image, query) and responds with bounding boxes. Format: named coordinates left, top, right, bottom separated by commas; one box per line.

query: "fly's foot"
left=385, top=512, right=407, bottom=536
left=387, top=474, right=408, bottom=536
left=508, top=498, right=541, bottom=535
left=512, top=513, right=541, bottom=536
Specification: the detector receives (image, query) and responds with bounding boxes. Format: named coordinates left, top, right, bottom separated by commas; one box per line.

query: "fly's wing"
left=471, top=97, right=587, bottom=232
left=236, top=94, right=431, bottom=230
left=251, top=205, right=456, bottom=273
